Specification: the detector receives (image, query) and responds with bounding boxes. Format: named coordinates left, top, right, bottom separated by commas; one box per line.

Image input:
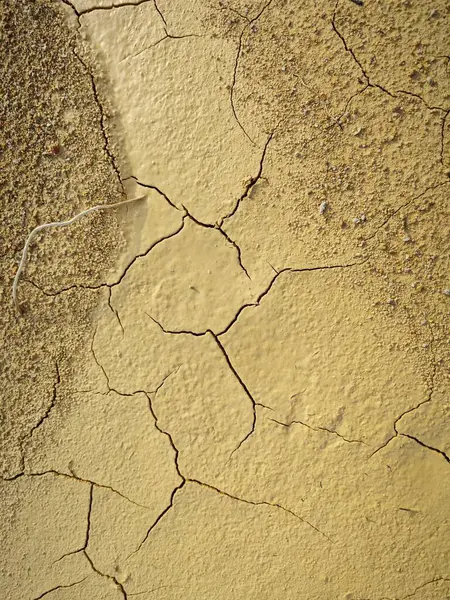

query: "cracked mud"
left=1, top=0, right=449, bottom=599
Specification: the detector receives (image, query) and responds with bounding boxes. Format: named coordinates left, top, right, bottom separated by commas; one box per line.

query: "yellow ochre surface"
left=1, top=0, right=449, bottom=598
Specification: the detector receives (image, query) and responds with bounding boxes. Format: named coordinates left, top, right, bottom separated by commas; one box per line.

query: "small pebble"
left=443, top=289, right=450, bottom=296
left=319, top=201, right=328, bottom=215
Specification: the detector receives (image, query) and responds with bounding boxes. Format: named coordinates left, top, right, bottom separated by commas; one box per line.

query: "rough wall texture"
left=1, top=0, right=449, bottom=599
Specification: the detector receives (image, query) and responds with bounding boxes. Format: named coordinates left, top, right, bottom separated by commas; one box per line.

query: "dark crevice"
left=26, top=360, right=60, bottom=442
left=118, top=33, right=200, bottom=63
left=91, top=325, right=112, bottom=390
left=84, top=550, right=128, bottom=599
left=219, top=131, right=274, bottom=226
left=225, top=5, right=250, bottom=23
left=440, top=110, right=449, bottom=166
left=26, top=217, right=187, bottom=299
left=217, top=259, right=367, bottom=336
left=71, top=48, right=125, bottom=196
left=145, top=371, right=183, bottom=480
left=217, top=226, right=251, bottom=278
left=370, top=339, right=438, bottom=461
left=14, top=468, right=149, bottom=508
left=331, top=6, right=369, bottom=85
left=76, top=0, right=154, bottom=16
left=181, top=206, right=251, bottom=278
left=363, top=181, right=449, bottom=242
left=211, top=333, right=257, bottom=455
left=370, top=341, right=440, bottom=462
left=124, top=375, right=186, bottom=558
left=107, top=288, right=124, bottom=335
left=332, top=3, right=448, bottom=114
left=60, top=0, right=81, bottom=24
left=128, top=481, right=186, bottom=558
left=335, top=83, right=370, bottom=125
left=24, top=277, right=108, bottom=298
left=230, top=0, right=274, bottom=143
left=112, top=217, right=187, bottom=288
left=15, top=360, right=61, bottom=475
left=128, top=175, right=182, bottom=211
left=396, top=89, right=447, bottom=113
left=76, top=377, right=333, bottom=559
left=230, top=30, right=254, bottom=144
left=269, top=418, right=367, bottom=445
left=53, top=482, right=93, bottom=564
left=145, top=312, right=207, bottom=338
left=187, top=478, right=333, bottom=542
left=140, top=320, right=258, bottom=455
left=400, top=434, right=449, bottom=464
left=402, top=577, right=450, bottom=599
left=32, top=578, right=88, bottom=600
left=145, top=260, right=366, bottom=340
left=153, top=0, right=167, bottom=25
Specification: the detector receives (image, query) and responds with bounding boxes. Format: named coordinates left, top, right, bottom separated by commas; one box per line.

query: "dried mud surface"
left=1, top=0, right=449, bottom=599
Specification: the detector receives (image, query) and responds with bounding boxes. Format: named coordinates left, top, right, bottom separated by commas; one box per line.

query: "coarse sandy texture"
left=1, top=0, right=449, bottom=599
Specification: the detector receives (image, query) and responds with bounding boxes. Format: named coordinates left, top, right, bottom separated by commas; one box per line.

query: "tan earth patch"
left=1, top=0, right=449, bottom=599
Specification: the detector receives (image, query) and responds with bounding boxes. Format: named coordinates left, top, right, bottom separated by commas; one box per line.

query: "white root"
left=12, top=194, right=147, bottom=310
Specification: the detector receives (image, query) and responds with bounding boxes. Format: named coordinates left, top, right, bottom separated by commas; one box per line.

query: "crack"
left=335, top=83, right=370, bottom=125
left=118, top=33, right=200, bottom=63
left=219, top=131, right=273, bottom=226
left=120, top=376, right=186, bottom=560
left=145, top=311, right=207, bottom=338
left=32, top=578, right=88, bottom=600
left=26, top=360, right=60, bottom=442
left=75, top=375, right=332, bottom=559
left=60, top=0, right=81, bottom=26
left=440, top=110, right=449, bottom=166
left=180, top=206, right=251, bottom=278
left=363, top=181, right=449, bottom=242
left=369, top=401, right=450, bottom=465
left=395, top=89, right=447, bottom=113
left=216, top=259, right=367, bottom=336
left=225, top=5, right=250, bottom=23
left=13, top=361, right=61, bottom=474
left=211, top=333, right=258, bottom=455
left=187, top=478, right=333, bottom=542
left=91, top=324, right=112, bottom=390
left=53, top=483, right=93, bottom=564
left=401, top=577, right=450, bottom=599
left=356, top=577, right=450, bottom=600
left=26, top=216, right=186, bottom=299
left=127, top=176, right=181, bottom=211
left=76, top=0, right=154, bottom=16
left=145, top=259, right=366, bottom=340
left=84, top=550, right=128, bottom=598
left=107, top=216, right=188, bottom=289
left=71, top=48, right=125, bottom=195
left=230, top=0, right=275, bottom=143
left=332, top=2, right=448, bottom=114
left=400, top=433, right=449, bottom=464
left=332, top=2, right=369, bottom=85
left=128, top=481, right=186, bottom=558
left=128, top=587, right=172, bottom=596
left=141, top=319, right=264, bottom=455
left=12, top=468, right=149, bottom=508
left=153, top=0, right=166, bottom=25
left=145, top=370, right=183, bottom=479
left=107, top=288, right=124, bottom=335
left=370, top=326, right=438, bottom=460
left=269, top=418, right=367, bottom=445
left=217, top=227, right=251, bottom=278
